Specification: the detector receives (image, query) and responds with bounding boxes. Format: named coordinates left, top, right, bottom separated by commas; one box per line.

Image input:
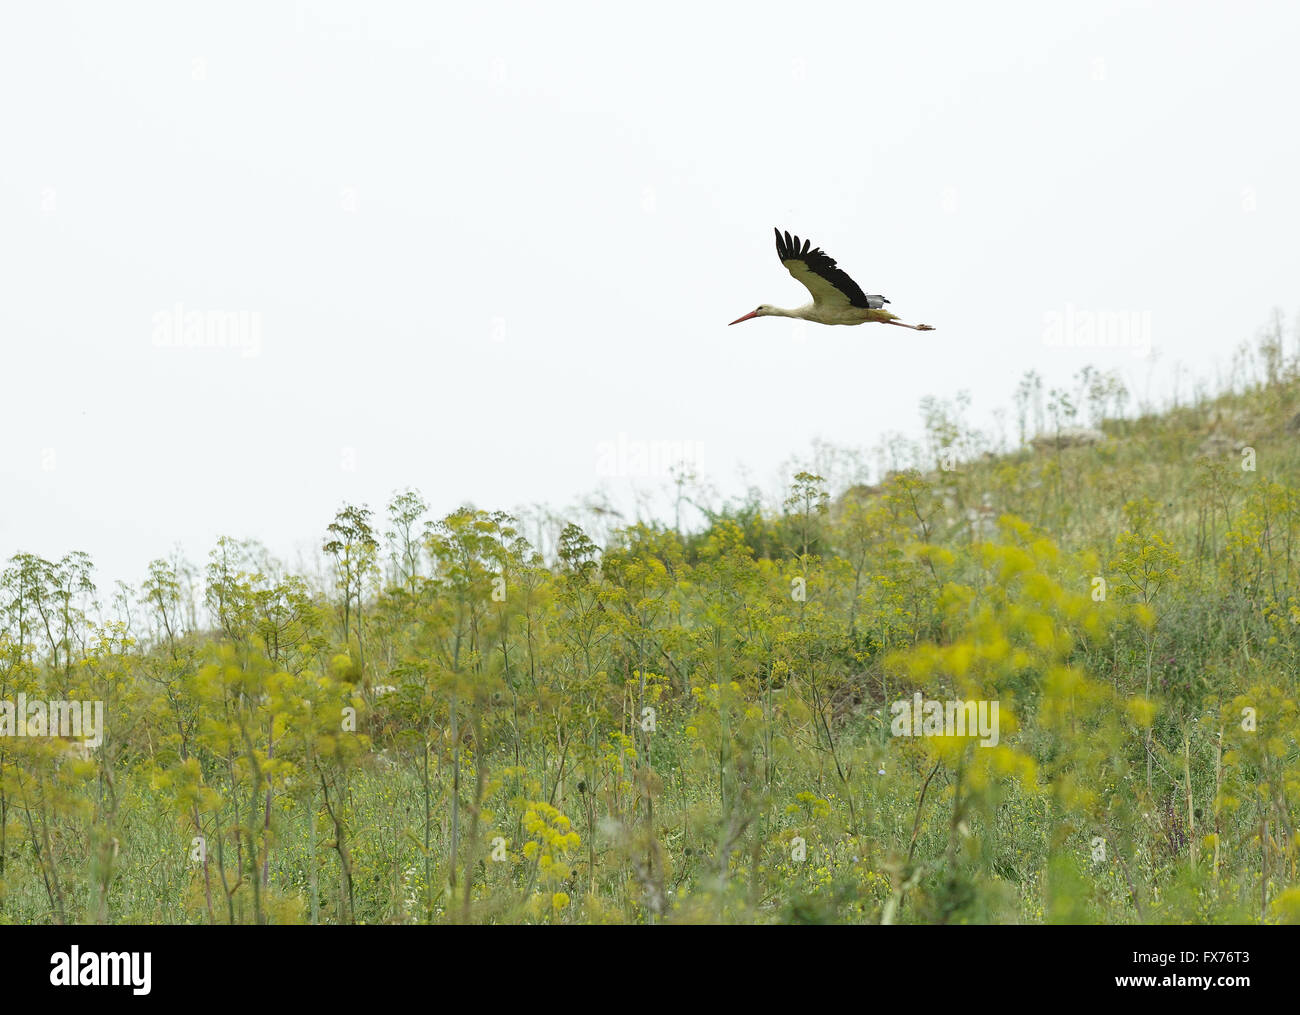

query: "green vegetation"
left=5, top=327, right=1300, bottom=924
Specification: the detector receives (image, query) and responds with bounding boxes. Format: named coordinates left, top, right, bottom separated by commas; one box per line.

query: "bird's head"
left=728, top=305, right=774, bottom=326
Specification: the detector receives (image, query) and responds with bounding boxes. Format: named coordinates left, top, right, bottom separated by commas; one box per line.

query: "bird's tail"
left=865, top=295, right=890, bottom=309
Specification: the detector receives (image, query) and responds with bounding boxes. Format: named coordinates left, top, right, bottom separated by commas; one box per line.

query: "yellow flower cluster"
left=785, top=791, right=831, bottom=820
left=521, top=801, right=581, bottom=881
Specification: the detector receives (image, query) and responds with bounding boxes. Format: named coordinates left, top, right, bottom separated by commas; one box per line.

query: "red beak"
left=728, top=311, right=759, bottom=326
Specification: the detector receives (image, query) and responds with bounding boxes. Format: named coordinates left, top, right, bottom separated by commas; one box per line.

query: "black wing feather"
left=773, top=227, right=888, bottom=309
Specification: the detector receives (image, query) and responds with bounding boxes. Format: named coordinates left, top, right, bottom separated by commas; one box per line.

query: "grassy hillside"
left=5, top=332, right=1300, bottom=924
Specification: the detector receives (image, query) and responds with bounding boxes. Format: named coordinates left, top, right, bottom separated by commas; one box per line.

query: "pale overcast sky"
left=3, top=1, right=1298, bottom=590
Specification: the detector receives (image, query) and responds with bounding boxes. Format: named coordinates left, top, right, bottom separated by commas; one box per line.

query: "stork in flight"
left=729, top=229, right=935, bottom=331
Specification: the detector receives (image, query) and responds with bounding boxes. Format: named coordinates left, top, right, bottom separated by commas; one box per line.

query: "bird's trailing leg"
left=886, top=320, right=936, bottom=331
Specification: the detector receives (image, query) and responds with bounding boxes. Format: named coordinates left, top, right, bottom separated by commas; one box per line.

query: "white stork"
left=729, top=229, right=935, bottom=330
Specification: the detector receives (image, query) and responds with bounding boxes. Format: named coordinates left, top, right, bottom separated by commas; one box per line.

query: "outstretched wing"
left=774, top=228, right=888, bottom=310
